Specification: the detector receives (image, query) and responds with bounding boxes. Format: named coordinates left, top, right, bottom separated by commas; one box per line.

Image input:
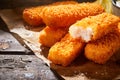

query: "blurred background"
left=0, top=0, right=96, bottom=9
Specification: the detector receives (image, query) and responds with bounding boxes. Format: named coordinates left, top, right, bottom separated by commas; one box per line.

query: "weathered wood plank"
left=0, top=55, right=63, bottom=80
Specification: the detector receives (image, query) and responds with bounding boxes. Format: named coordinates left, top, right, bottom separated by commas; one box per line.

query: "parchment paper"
left=0, top=9, right=120, bottom=80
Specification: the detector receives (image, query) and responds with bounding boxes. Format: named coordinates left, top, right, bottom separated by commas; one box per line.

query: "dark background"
left=0, top=0, right=96, bottom=9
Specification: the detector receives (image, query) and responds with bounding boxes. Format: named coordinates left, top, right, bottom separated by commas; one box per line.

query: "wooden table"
left=0, top=54, right=63, bottom=80
left=0, top=13, right=63, bottom=80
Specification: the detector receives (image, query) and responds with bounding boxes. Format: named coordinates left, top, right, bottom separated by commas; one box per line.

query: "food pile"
left=23, top=1, right=120, bottom=66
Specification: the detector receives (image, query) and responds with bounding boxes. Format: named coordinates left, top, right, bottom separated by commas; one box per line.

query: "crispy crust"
left=48, top=33, right=85, bottom=66
left=23, top=1, right=78, bottom=26
left=69, top=13, right=120, bottom=42
left=118, top=22, right=120, bottom=33
left=85, top=31, right=120, bottom=64
left=39, top=26, right=67, bottom=47
left=23, top=6, right=44, bottom=26
left=42, top=3, right=104, bottom=28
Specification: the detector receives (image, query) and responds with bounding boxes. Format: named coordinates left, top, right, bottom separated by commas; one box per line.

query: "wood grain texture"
left=0, top=55, right=63, bottom=80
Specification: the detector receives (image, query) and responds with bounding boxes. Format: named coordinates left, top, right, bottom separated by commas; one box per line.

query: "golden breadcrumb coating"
left=69, top=13, right=120, bottom=42
left=39, top=26, right=67, bottom=47
left=85, top=31, right=120, bottom=64
left=23, top=1, right=78, bottom=26
left=48, top=33, right=85, bottom=66
left=42, top=3, right=104, bottom=28
left=118, top=22, right=120, bottom=32
left=23, top=6, right=44, bottom=26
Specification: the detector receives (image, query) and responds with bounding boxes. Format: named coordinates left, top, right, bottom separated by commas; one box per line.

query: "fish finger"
left=39, top=26, right=67, bottom=47
left=23, top=1, right=78, bottom=26
left=42, top=3, right=104, bottom=28
left=48, top=33, right=85, bottom=66
left=69, top=13, right=120, bottom=42
left=23, top=6, right=44, bottom=26
left=85, top=31, right=120, bottom=64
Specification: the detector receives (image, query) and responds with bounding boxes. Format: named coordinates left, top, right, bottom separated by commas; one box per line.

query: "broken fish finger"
left=69, top=13, right=120, bottom=42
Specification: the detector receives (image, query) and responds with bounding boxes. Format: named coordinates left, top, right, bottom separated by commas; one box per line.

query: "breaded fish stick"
left=69, top=13, right=120, bottom=42
left=42, top=3, right=104, bottom=28
left=85, top=31, right=120, bottom=64
left=23, top=1, right=78, bottom=26
left=39, top=26, right=67, bottom=47
left=118, top=22, right=120, bottom=32
left=48, top=33, right=85, bottom=66
left=23, top=6, right=44, bottom=26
